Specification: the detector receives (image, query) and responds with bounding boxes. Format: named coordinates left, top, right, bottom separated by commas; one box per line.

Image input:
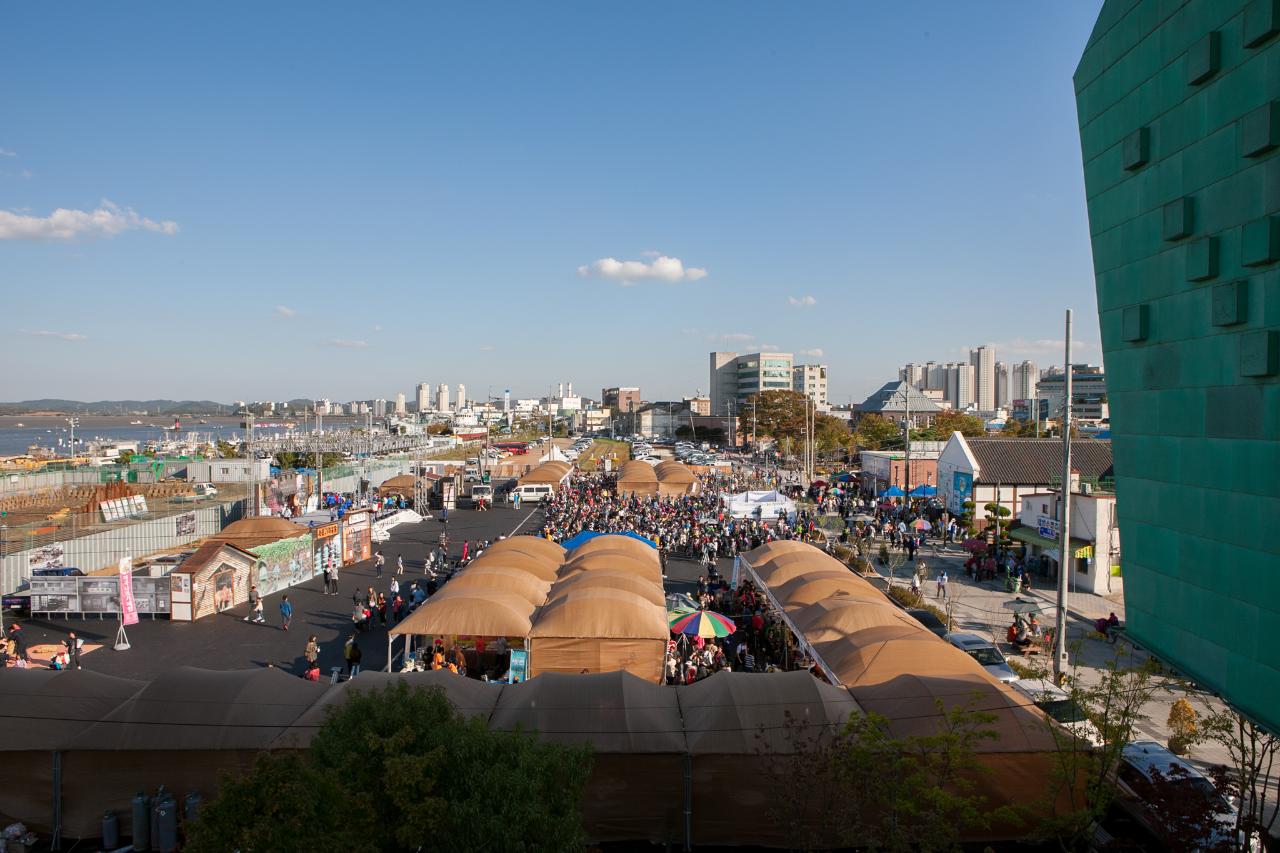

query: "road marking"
left=507, top=507, right=539, bottom=537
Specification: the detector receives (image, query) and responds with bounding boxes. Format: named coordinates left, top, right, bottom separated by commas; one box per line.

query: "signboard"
left=119, top=557, right=139, bottom=625
left=342, top=512, right=372, bottom=564
left=175, top=512, right=197, bottom=536
left=950, top=471, right=973, bottom=513
left=28, top=577, right=79, bottom=612
left=1037, top=515, right=1061, bottom=539
left=28, top=542, right=65, bottom=570
left=100, top=496, right=148, bottom=522
left=79, top=577, right=120, bottom=613
left=314, top=522, right=342, bottom=576
left=508, top=649, right=529, bottom=684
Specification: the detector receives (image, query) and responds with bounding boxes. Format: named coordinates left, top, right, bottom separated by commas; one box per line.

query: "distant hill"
left=0, top=399, right=234, bottom=416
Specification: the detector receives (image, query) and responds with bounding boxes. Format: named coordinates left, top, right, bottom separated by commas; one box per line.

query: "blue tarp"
left=908, top=485, right=938, bottom=497
left=879, top=486, right=906, bottom=497
left=561, top=530, right=658, bottom=551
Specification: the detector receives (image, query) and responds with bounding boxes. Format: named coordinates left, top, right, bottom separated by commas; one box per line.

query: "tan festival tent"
left=485, top=535, right=566, bottom=566
left=567, top=533, right=658, bottom=564
left=56, top=667, right=326, bottom=838
left=390, top=590, right=537, bottom=639
left=679, top=670, right=862, bottom=847
left=795, top=600, right=923, bottom=644
left=518, top=460, right=572, bottom=486
left=210, top=516, right=311, bottom=549
left=771, top=571, right=885, bottom=610
left=0, top=670, right=144, bottom=835
left=464, top=549, right=562, bottom=582
left=433, top=566, right=551, bottom=606
left=272, top=670, right=504, bottom=749
left=654, top=460, right=698, bottom=496
left=376, top=473, right=436, bottom=496
left=750, top=551, right=841, bottom=587
left=558, top=551, right=662, bottom=584
left=489, top=671, right=686, bottom=844
left=527, top=588, right=668, bottom=682
left=615, top=460, right=659, bottom=495
left=545, top=569, right=666, bottom=607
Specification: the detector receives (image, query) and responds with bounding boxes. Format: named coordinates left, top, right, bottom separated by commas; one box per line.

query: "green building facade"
left=1076, top=0, right=1280, bottom=731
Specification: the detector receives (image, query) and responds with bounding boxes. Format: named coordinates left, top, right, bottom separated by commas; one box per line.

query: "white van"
left=509, top=483, right=555, bottom=503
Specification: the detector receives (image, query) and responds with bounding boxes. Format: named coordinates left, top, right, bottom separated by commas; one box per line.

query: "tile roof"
left=856, top=381, right=942, bottom=414
left=966, top=438, right=1113, bottom=484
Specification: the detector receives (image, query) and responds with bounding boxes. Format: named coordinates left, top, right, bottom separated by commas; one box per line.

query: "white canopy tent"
left=726, top=490, right=796, bottom=520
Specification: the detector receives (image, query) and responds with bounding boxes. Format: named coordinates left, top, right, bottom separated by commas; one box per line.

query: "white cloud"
left=0, top=199, right=179, bottom=241
left=0, top=149, right=15, bottom=158
left=640, top=249, right=661, bottom=258
left=323, top=338, right=369, bottom=349
left=20, top=329, right=87, bottom=342
left=711, top=332, right=755, bottom=344
left=788, top=295, right=817, bottom=307
left=798, top=348, right=824, bottom=357
left=274, top=305, right=297, bottom=319
left=372, top=324, right=383, bottom=332
left=760, top=343, right=780, bottom=351
left=479, top=345, right=495, bottom=352
left=577, top=255, right=707, bottom=284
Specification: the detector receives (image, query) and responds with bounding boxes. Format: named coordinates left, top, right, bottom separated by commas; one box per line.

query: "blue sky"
left=2, top=2, right=1104, bottom=405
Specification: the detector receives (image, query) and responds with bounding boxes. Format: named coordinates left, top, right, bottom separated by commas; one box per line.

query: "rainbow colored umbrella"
left=670, top=610, right=737, bottom=638
left=667, top=607, right=696, bottom=628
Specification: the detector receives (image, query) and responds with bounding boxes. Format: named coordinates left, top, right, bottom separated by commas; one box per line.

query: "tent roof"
left=678, top=670, right=861, bottom=755
left=65, top=666, right=326, bottom=751
left=436, top=567, right=551, bottom=606
left=392, top=590, right=536, bottom=638
left=771, top=571, right=885, bottom=609
left=559, top=530, right=657, bottom=551
left=560, top=551, right=662, bottom=583
left=793, top=600, right=921, bottom=643
left=743, top=540, right=811, bottom=565
left=211, top=517, right=310, bottom=549
left=0, top=670, right=143, bottom=750
left=519, top=461, right=573, bottom=485
left=569, top=533, right=659, bottom=562
left=545, top=570, right=666, bottom=607
left=489, top=670, right=685, bottom=754
left=530, top=588, right=668, bottom=640
left=751, top=551, right=851, bottom=587
left=171, top=539, right=257, bottom=576
left=465, top=550, right=562, bottom=581
left=654, top=461, right=696, bottom=484
left=485, top=536, right=565, bottom=565
left=849, top=671, right=1057, bottom=752
left=616, top=461, right=658, bottom=483
left=272, top=670, right=503, bottom=749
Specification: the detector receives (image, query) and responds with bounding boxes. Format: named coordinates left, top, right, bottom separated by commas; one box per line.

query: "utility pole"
left=903, top=385, right=912, bottom=498
left=1054, top=309, right=1074, bottom=683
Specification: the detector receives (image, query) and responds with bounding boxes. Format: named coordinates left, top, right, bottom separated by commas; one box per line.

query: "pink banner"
left=118, top=557, right=139, bottom=626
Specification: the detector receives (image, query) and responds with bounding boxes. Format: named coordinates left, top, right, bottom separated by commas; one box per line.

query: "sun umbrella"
left=910, top=518, right=932, bottom=530
left=852, top=513, right=875, bottom=523
left=1002, top=597, right=1044, bottom=615
left=670, top=610, right=737, bottom=638
left=667, top=607, right=696, bottom=628
left=879, top=486, right=905, bottom=498
left=962, top=538, right=989, bottom=553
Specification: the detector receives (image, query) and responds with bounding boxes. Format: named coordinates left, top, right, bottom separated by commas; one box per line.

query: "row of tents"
left=390, top=534, right=669, bottom=681
left=616, top=458, right=699, bottom=497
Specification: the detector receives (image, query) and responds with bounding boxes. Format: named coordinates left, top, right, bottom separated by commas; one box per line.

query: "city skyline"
left=4, top=3, right=1105, bottom=403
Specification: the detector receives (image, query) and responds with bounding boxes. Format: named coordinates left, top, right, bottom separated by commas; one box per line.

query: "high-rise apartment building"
left=709, top=351, right=793, bottom=414
left=456, top=384, right=466, bottom=411
left=1010, top=361, right=1038, bottom=403
left=1077, top=0, right=1280, bottom=731
left=792, top=364, right=829, bottom=407
left=373, top=398, right=387, bottom=417
left=1038, top=365, right=1108, bottom=423
left=416, top=382, right=430, bottom=412
left=436, top=384, right=450, bottom=413
left=994, top=361, right=1010, bottom=408
left=393, top=394, right=405, bottom=416
left=969, top=345, right=996, bottom=411
left=945, top=362, right=975, bottom=409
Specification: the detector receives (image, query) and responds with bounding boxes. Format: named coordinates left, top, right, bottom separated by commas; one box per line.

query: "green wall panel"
left=1077, top=0, right=1280, bottom=733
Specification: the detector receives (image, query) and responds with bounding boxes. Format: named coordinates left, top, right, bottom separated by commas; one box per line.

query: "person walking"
left=244, top=585, right=265, bottom=623
left=304, top=634, right=320, bottom=670
left=345, top=635, right=362, bottom=678
left=936, top=569, right=949, bottom=600
left=65, top=631, right=82, bottom=670
left=396, top=554, right=404, bottom=576
left=374, top=551, right=385, bottom=579
left=329, top=564, right=340, bottom=595
left=389, top=576, right=400, bottom=599
left=279, top=594, right=293, bottom=631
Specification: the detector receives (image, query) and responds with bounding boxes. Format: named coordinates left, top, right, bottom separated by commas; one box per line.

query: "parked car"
left=907, top=608, right=947, bottom=637
left=944, top=632, right=1018, bottom=683
left=192, top=482, right=218, bottom=497
left=1010, top=679, right=1103, bottom=746
left=1112, top=741, right=1259, bottom=852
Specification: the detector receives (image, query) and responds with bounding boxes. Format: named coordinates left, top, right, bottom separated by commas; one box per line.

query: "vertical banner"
left=508, top=649, right=528, bottom=684
left=118, top=556, right=139, bottom=626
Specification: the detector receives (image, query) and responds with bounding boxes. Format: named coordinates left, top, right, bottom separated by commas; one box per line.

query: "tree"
left=761, top=700, right=1015, bottom=852
left=813, top=413, right=853, bottom=454
left=1001, top=418, right=1031, bottom=437
left=426, top=423, right=451, bottom=435
left=748, top=389, right=808, bottom=442
left=922, top=410, right=986, bottom=440
left=1196, top=702, right=1279, bottom=845
left=854, top=414, right=902, bottom=450
left=187, top=682, right=593, bottom=853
